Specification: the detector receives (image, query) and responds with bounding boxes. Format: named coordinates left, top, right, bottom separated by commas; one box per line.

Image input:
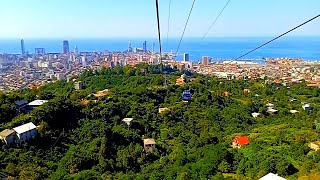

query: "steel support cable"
left=236, top=14, right=320, bottom=60
left=155, top=0, right=162, bottom=62
left=175, top=0, right=196, bottom=55
left=202, top=0, right=231, bottom=40
left=166, top=0, right=172, bottom=49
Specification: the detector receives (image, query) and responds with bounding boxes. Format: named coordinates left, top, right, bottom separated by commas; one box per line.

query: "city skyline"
left=0, top=0, right=319, bottom=38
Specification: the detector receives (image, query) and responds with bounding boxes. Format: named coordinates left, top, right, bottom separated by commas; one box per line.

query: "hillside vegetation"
left=1, top=64, right=320, bottom=179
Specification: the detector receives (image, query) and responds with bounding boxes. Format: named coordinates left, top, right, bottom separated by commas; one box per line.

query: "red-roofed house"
left=232, top=136, right=250, bottom=148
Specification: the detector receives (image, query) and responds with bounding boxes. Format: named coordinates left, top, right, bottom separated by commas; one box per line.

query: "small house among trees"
left=308, top=141, right=320, bottom=151
left=74, top=81, right=86, bottom=90
left=243, top=89, right=251, bottom=95
left=259, top=173, right=286, bottom=180
left=143, top=138, right=156, bottom=151
left=159, top=108, right=170, bottom=114
left=0, top=122, right=37, bottom=145
left=302, top=102, right=311, bottom=111
left=122, top=118, right=133, bottom=127
left=0, top=129, right=16, bottom=145
left=232, top=136, right=250, bottom=148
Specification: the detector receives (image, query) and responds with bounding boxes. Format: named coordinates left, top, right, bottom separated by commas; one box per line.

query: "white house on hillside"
left=13, top=122, right=37, bottom=143
left=260, top=173, right=286, bottom=180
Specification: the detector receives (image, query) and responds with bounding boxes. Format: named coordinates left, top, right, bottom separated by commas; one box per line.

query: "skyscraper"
left=202, top=56, right=210, bottom=65
left=74, top=45, right=79, bottom=55
left=143, top=41, right=147, bottom=52
left=21, top=39, right=25, bottom=55
left=152, top=42, right=155, bottom=53
left=128, top=41, right=132, bottom=52
left=63, top=40, right=69, bottom=54
left=183, top=53, right=190, bottom=62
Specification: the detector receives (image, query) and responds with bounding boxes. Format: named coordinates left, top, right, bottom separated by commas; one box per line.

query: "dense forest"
left=1, top=64, right=320, bottom=179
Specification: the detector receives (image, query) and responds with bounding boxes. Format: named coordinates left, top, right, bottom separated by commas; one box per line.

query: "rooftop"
left=233, top=136, right=250, bottom=145
left=15, top=99, right=28, bottom=106
left=13, top=122, right=37, bottom=134
left=0, top=129, right=15, bottom=137
left=260, top=173, right=286, bottom=180
left=143, top=138, right=156, bottom=145
left=28, top=100, right=48, bottom=106
left=122, top=118, right=133, bottom=123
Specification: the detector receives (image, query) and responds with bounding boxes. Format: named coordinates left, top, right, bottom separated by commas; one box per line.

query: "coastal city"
left=0, top=39, right=320, bottom=91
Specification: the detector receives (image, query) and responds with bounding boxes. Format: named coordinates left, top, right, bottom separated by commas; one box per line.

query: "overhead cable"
left=236, top=14, right=320, bottom=60
left=155, top=0, right=162, bottom=62
left=175, top=0, right=196, bottom=55
left=202, top=0, right=231, bottom=40
left=166, top=0, right=172, bottom=49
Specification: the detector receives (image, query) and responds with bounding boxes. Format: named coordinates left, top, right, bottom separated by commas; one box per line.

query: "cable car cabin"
left=182, top=90, right=192, bottom=102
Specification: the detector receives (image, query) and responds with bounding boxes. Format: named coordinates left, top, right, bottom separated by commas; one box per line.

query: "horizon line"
left=0, top=35, right=319, bottom=40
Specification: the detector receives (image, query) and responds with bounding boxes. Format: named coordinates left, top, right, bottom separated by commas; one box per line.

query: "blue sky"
left=0, top=0, right=319, bottom=38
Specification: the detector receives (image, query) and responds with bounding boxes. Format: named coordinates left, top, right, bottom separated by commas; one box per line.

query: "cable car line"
left=166, top=0, right=172, bottom=49
left=175, top=0, right=197, bottom=56
left=155, top=0, right=163, bottom=62
left=235, top=14, right=320, bottom=60
left=202, top=0, right=231, bottom=40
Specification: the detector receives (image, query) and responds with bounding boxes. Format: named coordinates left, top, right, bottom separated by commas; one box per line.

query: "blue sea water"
left=0, top=37, right=319, bottom=61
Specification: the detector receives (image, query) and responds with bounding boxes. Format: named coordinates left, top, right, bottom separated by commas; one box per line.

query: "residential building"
left=232, top=136, right=250, bottom=148
left=251, top=112, right=260, bottom=118
left=21, top=39, right=25, bottom=55
left=75, top=81, right=86, bottom=90
left=15, top=99, right=28, bottom=112
left=63, top=40, right=69, bottom=54
left=35, top=48, right=45, bottom=55
left=93, top=89, right=109, bottom=98
left=309, top=141, right=320, bottom=151
left=159, top=108, right=170, bottom=114
left=176, top=75, right=185, bottom=86
left=302, top=102, right=311, bottom=110
left=26, top=100, right=48, bottom=112
left=243, top=89, right=251, bottom=95
left=143, top=41, right=147, bottom=52
left=266, top=103, right=274, bottom=108
left=122, top=118, right=133, bottom=127
left=143, top=138, right=156, bottom=150
left=223, top=91, right=231, bottom=97
left=202, top=56, right=210, bottom=65
left=183, top=53, right=189, bottom=62
left=267, top=107, right=278, bottom=114
left=0, top=129, right=16, bottom=145
left=290, top=110, right=299, bottom=114
left=13, top=122, right=37, bottom=143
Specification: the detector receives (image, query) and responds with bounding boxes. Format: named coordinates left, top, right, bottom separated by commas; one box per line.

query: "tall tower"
left=183, top=53, right=190, bottom=62
left=63, top=40, right=69, bottom=54
left=143, top=41, right=147, bottom=52
left=74, top=45, right=79, bottom=55
left=128, top=41, right=132, bottom=52
left=152, top=42, right=155, bottom=53
left=21, top=39, right=25, bottom=55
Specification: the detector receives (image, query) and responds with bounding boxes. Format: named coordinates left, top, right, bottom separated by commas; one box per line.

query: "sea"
left=0, top=37, right=319, bottom=62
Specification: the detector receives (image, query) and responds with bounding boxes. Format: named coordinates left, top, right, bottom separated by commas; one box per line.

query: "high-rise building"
left=81, top=56, right=87, bottom=67
left=21, top=39, right=25, bottom=55
left=128, top=41, right=132, bottom=52
left=152, top=42, right=155, bottom=53
left=74, top=45, right=79, bottom=55
left=183, top=53, right=190, bottom=62
left=63, top=40, right=69, bottom=54
left=35, top=48, right=45, bottom=55
left=143, top=41, right=147, bottom=52
left=202, top=56, right=210, bottom=65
